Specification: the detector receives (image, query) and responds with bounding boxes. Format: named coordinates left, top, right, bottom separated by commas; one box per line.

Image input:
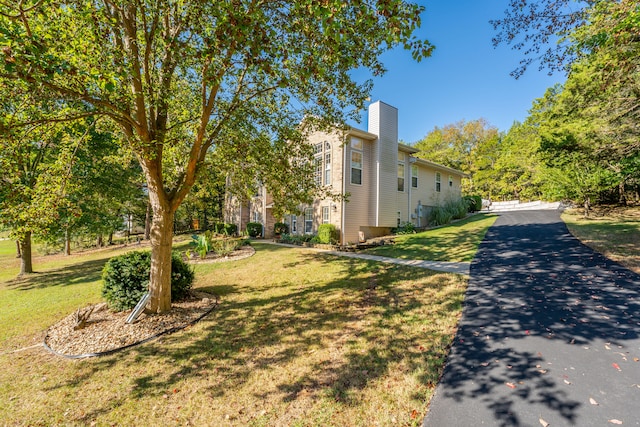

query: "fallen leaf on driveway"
left=505, top=382, right=516, bottom=389
left=612, top=363, right=621, bottom=371
left=608, top=420, right=623, bottom=425
left=589, top=397, right=598, bottom=405
left=539, top=418, right=549, bottom=426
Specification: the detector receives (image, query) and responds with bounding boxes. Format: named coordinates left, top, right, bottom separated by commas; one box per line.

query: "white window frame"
left=324, top=145, right=331, bottom=186
left=304, top=208, right=313, bottom=234
left=435, top=172, right=441, bottom=192
left=351, top=150, right=362, bottom=185
left=411, top=165, right=418, bottom=188
left=291, top=215, right=297, bottom=233
left=322, top=206, right=330, bottom=224
left=397, top=162, right=405, bottom=192
left=449, top=175, right=454, bottom=187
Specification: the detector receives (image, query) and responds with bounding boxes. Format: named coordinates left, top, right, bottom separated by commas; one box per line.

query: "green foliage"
left=447, top=199, right=469, bottom=220
left=273, top=222, right=289, bottom=235
left=463, top=195, right=482, bottom=212
left=428, top=207, right=453, bottom=227
left=427, top=199, right=469, bottom=226
left=213, top=222, right=238, bottom=236
left=279, top=233, right=316, bottom=245
left=191, top=234, right=210, bottom=259
left=209, top=237, right=249, bottom=257
left=393, top=222, right=416, bottom=235
left=1, top=0, right=431, bottom=310
left=246, top=222, right=263, bottom=238
left=316, top=224, right=338, bottom=244
left=101, top=251, right=194, bottom=312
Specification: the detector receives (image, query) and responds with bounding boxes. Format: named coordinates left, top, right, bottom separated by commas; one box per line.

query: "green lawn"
left=562, top=207, right=640, bottom=274
left=363, top=213, right=498, bottom=262
left=0, top=239, right=467, bottom=426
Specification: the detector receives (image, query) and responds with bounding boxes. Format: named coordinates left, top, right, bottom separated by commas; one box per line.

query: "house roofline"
left=398, top=142, right=419, bottom=154
left=413, top=157, right=469, bottom=177
left=347, top=127, right=378, bottom=140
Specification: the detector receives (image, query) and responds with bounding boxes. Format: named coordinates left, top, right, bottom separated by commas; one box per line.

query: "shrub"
left=279, top=233, right=315, bottom=244
left=102, top=251, right=194, bottom=311
left=210, top=237, right=247, bottom=256
left=317, top=224, right=338, bottom=244
left=463, top=195, right=482, bottom=212
left=273, top=222, right=289, bottom=235
left=447, top=199, right=469, bottom=220
left=246, top=222, right=263, bottom=237
left=393, top=221, right=416, bottom=235
left=213, top=222, right=238, bottom=236
left=428, top=206, right=453, bottom=226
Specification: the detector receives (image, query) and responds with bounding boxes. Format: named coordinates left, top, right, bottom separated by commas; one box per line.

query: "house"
left=224, top=101, right=467, bottom=244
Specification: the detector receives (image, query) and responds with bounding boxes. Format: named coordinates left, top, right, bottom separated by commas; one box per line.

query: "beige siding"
left=343, top=135, right=372, bottom=244
left=368, top=101, right=398, bottom=227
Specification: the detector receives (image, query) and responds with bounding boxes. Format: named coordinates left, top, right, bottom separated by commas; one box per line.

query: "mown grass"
left=362, top=213, right=498, bottom=262
left=562, top=205, right=640, bottom=274
left=0, top=240, right=466, bottom=426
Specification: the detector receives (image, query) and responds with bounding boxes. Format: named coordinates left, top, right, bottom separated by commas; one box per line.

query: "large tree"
left=0, top=1, right=431, bottom=312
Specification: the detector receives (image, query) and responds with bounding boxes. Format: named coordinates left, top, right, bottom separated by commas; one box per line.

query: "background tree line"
left=412, top=0, right=639, bottom=213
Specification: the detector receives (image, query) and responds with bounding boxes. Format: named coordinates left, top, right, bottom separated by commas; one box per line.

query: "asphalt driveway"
left=424, top=210, right=640, bottom=426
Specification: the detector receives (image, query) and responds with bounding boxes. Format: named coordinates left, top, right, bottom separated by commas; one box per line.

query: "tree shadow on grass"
left=5, top=258, right=107, bottom=291
left=46, top=250, right=462, bottom=423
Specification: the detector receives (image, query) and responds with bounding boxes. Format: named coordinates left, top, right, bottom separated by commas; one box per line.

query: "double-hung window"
left=322, top=206, right=330, bottom=224
left=304, top=208, right=313, bottom=234
left=350, top=138, right=363, bottom=185
left=411, top=165, right=418, bottom=188
left=397, top=162, right=405, bottom=192
left=435, top=172, right=441, bottom=192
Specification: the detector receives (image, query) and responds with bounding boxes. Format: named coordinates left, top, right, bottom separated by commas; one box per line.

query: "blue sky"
left=352, top=0, right=566, bottom=143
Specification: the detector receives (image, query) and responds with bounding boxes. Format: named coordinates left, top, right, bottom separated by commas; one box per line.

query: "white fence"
left=483, top=200, right=562, bottom=212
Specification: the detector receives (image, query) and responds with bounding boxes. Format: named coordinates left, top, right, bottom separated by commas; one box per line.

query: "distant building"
left=225, top=101, right=466, bottom=244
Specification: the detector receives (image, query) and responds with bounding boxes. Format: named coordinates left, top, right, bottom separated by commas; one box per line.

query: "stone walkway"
left=264, top=241, right=470, bottom=275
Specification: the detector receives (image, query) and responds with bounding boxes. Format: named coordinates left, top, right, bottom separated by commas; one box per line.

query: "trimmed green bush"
left=317, top=224, right=338, bottom=244
left=246, top=222, right=263, bottom=237
left=463, top=195, right=482, bottom=212
left=273, top=222, right=289, bottom=235
left=101, top=250, right=194, bottom=311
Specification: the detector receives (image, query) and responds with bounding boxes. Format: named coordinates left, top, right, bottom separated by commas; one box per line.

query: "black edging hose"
left=43, top=297, right=220, bottom=360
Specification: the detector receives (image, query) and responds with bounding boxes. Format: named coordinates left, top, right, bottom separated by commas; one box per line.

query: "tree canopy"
left=1, top=0, right=432, bottom=312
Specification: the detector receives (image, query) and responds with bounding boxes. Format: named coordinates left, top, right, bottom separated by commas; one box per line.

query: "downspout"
left=375, top=144, right=380, bottom=227
left=341, top=138, right=347, bottom=245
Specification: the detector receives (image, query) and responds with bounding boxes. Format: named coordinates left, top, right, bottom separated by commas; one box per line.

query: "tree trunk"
left=15, top=240, right=21, bottom=258
left=147, top=203, right=175, bottom=314
left=19, top=232, right=33, bottom=275
left=64, top=227, right=71, bottom=256
left=108, top=232, right=113, bottom=245
left=96, top=235, right=103, bottom=247
left=583, top=198, right=591, bottom=218
left=144, top=202, right=151, bottom=240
